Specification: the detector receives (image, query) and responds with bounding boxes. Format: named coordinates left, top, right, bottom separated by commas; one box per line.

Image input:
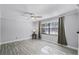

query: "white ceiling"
left=0, top=4, right=79, bottom=21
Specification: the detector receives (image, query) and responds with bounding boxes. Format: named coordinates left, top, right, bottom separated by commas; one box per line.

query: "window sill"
left=41, top=33, right=58, bottom=36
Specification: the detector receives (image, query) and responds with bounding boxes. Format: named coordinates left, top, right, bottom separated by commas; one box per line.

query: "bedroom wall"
left=1, top=16, right=33, bottom=44
left=64, top=12, right=79, bottom=49
left=0, top=9, right=1, bottom=45
left=1, top=5, right=33, bottom=44
left=78, top=11, right=79, bottom=54
left=0, top=18, right=1, bottom=43
left=78, top=10, right=79, bottom=30
left=78, top=10, right=79, bottom=53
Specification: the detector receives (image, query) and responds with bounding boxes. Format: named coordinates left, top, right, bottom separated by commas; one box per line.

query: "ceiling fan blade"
left=24, top=12, right=34, bottom=15
left=14, top=9, right=42, bottom=18
left=14, top=9, right=35, bottom=15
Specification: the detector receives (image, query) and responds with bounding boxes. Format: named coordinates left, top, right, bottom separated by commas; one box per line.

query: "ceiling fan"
left=23, top=12, right=42, bottom=19
left=14, top=9, right=42, bottom=19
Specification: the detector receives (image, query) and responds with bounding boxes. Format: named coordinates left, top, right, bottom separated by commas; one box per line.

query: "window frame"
left=41, top=21, right=58, bottom=35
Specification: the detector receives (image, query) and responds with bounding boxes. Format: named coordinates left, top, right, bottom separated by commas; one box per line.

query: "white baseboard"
left=42, top=39, right=78, bottom=51
left=1, top=37, right=31, bottom=45
left=55, top=43, right=78, bottom=51
left=67, top=45, right=78, bottom=51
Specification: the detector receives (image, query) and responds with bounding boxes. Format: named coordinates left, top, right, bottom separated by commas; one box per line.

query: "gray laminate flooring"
left=0, top=39, right=78, bottom=55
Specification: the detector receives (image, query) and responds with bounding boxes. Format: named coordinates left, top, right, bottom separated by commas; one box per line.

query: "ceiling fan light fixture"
left=31, top=16, right=42, bottom=18
left=24, top=12, right=34, bottom=15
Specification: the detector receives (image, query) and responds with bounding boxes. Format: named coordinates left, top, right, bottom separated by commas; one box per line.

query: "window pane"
left=41, top=19, right=58, bottom=35
left=50, top=21, right=58, bottom=35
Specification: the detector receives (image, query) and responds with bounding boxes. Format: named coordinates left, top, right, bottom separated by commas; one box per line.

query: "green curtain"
left=38, top=21, right=41, bottom=39
left=58, top=16, right=67, bottom=45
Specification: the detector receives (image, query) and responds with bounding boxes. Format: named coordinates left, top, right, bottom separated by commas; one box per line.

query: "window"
left=41, top=20, right=58, bottom=35
left=50, top=22, right=58, bottom=34
left=41, top=23, right=49, bottom=34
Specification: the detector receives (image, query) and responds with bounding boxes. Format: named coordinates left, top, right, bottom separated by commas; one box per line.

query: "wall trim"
left=67, top=45, right=78, bottom=51
left=42, top=39, right=78, bottom=51
left=1, top=37, right=31, bottom=45
left=58, top=44, right=78, bottom=51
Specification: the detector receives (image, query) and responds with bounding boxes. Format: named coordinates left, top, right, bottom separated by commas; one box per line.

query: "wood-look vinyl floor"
left=0, top=39, right=78, bottom=55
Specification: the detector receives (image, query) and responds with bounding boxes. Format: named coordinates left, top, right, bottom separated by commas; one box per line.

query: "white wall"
left=1, top=17, right=33, bottom=44
left=64, top=12, right=78, bottom=49
left=78, top=11, right=79, bottom=52
left=0, top=5, right=34, bottom=44
left=0, top=18, right=1, bottom=43
left=0, top=18, right=1, bottom=49
left=0, top=10, right=1, bottom=45
left=78, top=12, right=79, bottom=30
